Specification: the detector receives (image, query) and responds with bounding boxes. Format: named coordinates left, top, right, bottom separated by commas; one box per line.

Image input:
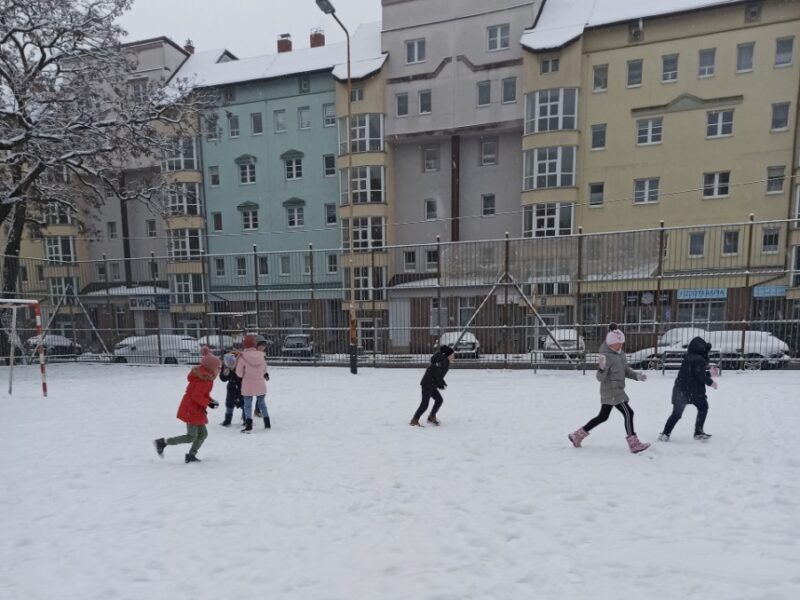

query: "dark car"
left=281, top=334, right=315, bottom=358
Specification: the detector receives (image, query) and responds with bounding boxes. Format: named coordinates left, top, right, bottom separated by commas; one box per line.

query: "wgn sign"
left=129, top=295, right=170, bottom=311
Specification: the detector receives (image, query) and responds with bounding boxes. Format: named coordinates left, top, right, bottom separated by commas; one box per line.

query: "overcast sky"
left=118, top=0, right=381, bottom=58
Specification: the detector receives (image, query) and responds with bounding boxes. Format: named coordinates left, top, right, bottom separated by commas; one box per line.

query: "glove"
left=264, top=372, right=270, bottom=381
left=637, top=373, right=647, bottom=382
left=709, top=366, right=720, bottom=378
left=234, top=397, right=243, bottom=409
left=208, top=399, right=219, bottom=409
left=711, top=380, right=719, bottom=390
left=438, top=383, right=447, bottom=390
left=597, top=354, right=607, bottom=370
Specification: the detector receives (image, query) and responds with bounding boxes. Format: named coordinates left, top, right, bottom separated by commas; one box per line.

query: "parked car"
left=198, top=334, right=236, bottom=353
left=281, top=334, right=315, bottom=358
left=539, top=328, right=585, bottom=360
left=628, top=327, right=710, bottom=369
left=25, top=334, right=82, bottom=357
left=707, top=330, right=790, bottom=370
left=232, top=333, right=279, bottom=356
left=113, top=334, right=201, bottom=364
left=437, top=331, right=481, bottom=359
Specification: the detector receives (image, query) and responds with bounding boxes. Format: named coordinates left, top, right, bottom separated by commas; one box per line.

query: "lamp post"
left=316, top=0, right=357, bottom=374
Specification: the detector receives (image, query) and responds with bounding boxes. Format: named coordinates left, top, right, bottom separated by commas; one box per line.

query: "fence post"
left=576, top=227, right=585, bottom=374
left=503, top=232, right=510, bottom=370
left=741, top=213, right=755, bottom=370
left=371, top=245, right=377, bottom=368
left=309, top=243, right=317, bottom=366
left=151, top=251, right=163, bottom=364
left=436, top=235, right=442, bottom=346
left=655, top=220, right=666, bottom=371
left=103, top=254, right=112, bottom=341
left=252, top=244, right=260, bottom=331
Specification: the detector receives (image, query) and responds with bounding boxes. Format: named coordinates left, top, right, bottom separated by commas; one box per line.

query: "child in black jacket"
left=219, top=352, right=245, bottom=426
left=410, top=345, right=454, bottom=426
left=659, top=336, right=719, bottom=441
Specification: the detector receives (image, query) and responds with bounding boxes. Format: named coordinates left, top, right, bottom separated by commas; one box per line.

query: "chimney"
left=277, top=33, right=292, bottom=53
left=184, top=39, right=195, bottom=55
left=310, top=28, right=325, bottom=48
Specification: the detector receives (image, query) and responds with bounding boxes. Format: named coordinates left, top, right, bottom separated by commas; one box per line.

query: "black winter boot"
left=220, top=414, right=232, bottom=427
left=154, top=438, right=166, bottom=458
left=241, top=418, right=253, bottom=434
left=264, top=417, right=271, bottom=429
left=185, top=453, right=201, bottom=463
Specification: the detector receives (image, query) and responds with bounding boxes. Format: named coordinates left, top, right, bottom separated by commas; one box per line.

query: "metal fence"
left=2, top=217, right=799, bottom=370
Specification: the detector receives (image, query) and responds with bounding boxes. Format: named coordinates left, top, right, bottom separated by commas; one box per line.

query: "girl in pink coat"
left=236, top=334, right=268, bottom=433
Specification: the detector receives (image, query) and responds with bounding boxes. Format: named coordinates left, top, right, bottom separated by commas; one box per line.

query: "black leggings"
left=413, top=387, right=443, bottom=420
left=583, top=402, right=636, bottom=437
left=663, top=393, right=708, bottom=436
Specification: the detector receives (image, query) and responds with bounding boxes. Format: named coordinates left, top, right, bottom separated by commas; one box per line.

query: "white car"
left=539, top=328, right=585, bottom=360
left=628, top=327, right=710, bottom=369
left=707, top=330, right=790, bottom=370
left=437, top=331, right=481, bottom=359
left=25, top=334, right=82, bottom=357
left=113, top=334, right=201, bottom=365
left=198, top=335, right=236, bottom=353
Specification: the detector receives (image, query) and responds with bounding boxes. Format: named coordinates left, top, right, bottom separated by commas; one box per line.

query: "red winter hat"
left=243, top=334, right=257, bottom=349
left=199, top=346, right=221, bottom=372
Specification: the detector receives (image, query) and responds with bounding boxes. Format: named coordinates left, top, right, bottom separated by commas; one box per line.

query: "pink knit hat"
left=199, top=346, right=221, bottom=372
left=606, top=329, right=625, bottom=346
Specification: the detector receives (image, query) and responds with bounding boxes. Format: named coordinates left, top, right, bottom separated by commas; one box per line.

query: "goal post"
left=0, top=299, right=47, bottom=397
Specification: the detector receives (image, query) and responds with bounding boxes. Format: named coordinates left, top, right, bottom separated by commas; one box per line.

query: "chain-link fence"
left=2, top=217, right=799, bottom=370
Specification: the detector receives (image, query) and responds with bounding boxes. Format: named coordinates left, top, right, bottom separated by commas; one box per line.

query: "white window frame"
left=325, top=203, right=337, bottom=226
left=405, top=38, right=426, bottom=64
left=737, top=42, right=755, bottom=72
left=522, top=203, right=573, bottom=238
left=771, top=102, right=790, bottom=131
left=706, top=110, right=734, bottom=138
left=403, top=250, right=417, bottom=272
left=250, top=112, right=263, bottom=135
left=481, top=193, right=496, bottom=216
left=353, top=266, right=386, bottom=301
left=722, top=230, right=739, bottom=256
left=762, top=227, right=780, bottom=254
left=350, top=87, right=364, bottom=102
left=523, top=146, right=576, bottom=191
left=698, top=48, right=716, bottom=77
left=487, top=24, right=510, bottom=51
left=502, top=77, right=517, bottom=103
left=634, top=178, right=660, bottom=204
left=339, top=114, right=384, bottom=154
left=775, top=37, right=794, bottom=67
left=280, top=256, right=291, bottom=276
left=419, top=90, right=432, bottom=114
left=688, top=232, right=706, bottom=258
left=525, top=88, right=578, bottom=134
left=327, top=254, right=338, bottom=274
left=396, top=93, right=409, bottom=117
left=236, top=256, right=248, bottom=278
left=662, top=54, right=678, bottom=82
left=703, top=172, right=730, bottom=198
left=287, top=206, right=304, bottom=228
left=593, top=64, right=608, bottom=92
left=480, top=138, right=498, bottom=166
left=228, top=114, right=240, bottom=138
left=541, top=57, right=559, bottom=74
left=171, top=273, right=205, bottom=305
left=211, top=212, right=222, bottom=232
left=352, top=216, right=384, bottom=252
left=422, top=145, right=439, bottom=172
left=239, top=162, right=256, bottom=185
left=425, top=250, right=439, bottom=272
left=258, top=256, right=269, bottom=277
left=274, top=110, right=287, bottom=133
left=591, top=123, right=606, bottom=150
left=167, top=229, right=204, bottom=260
left=209, top=165, right=220, bottom=187
left=166, top=182, right=202, bottom=216
left=242, top=209, right=259, bottom=231
left=636, top=117, right=663, bottom=145
left=767, top=166, right=785, bottom=194
left=45, top=236, right=76, bottom=263
left=477, top=80, right=491, bottom=106
left=107, top=221, right=117, bottom=240
left=340, top=166, right=385, bottom=205
left=627, top=59, right=643, bottom=87
left=146, top=220, right=157, bottom=238
left=285, top=158, right=303, bottom=180
left=425, top=198, right=438, bottom=221
left=298, top=106, right=311, bottom=130
left=214, top=257, right=225, bottom=278
left=589, top=182, right=604, bottom=207
left=322, top=103, right=336, bottom=127
left=323, top=154, right=336, bottom=177
left=161, top=137, right=196, bottom=172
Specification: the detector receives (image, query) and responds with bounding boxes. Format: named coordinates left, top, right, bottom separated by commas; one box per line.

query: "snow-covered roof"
left=173, top=22, right=385, bottom=89
left=86, top=286, right=169, bottom=296
left=521, top=0, right=743, bottom=51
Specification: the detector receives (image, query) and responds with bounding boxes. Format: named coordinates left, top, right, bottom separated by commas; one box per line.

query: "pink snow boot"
left=626, top=434, right=650, bottom=454
left=568, top=428, right=589, bottom=448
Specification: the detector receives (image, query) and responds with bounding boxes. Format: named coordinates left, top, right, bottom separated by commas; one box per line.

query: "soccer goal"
left=0, top=299, right=47, bottom=397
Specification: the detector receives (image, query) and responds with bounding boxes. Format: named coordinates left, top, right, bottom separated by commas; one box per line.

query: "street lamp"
left=316, top=0, right=357, bottom=374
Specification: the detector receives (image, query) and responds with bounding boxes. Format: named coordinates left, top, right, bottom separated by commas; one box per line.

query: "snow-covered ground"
left=1, top=364, right=799, bottom=599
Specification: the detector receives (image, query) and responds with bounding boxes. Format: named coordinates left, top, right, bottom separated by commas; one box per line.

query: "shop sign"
left=677, top=288, right=727, bottom=301
left=129, top=295, right=171, bottom=311
left=753, top=285, right=787, bottom=298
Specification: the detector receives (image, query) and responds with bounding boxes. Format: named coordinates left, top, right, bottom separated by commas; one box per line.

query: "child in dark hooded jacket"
left=410, top=345, right=454, bottom=426
left=219, top=352, right=245, bottom=426
left=659, top=336, right=718, bottom=441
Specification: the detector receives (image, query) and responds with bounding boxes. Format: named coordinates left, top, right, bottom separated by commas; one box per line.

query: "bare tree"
left=0, top=0, right=213, bottom=297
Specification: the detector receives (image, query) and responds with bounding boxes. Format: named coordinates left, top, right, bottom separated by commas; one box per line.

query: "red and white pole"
left=32, top=302, right=47, bottom=398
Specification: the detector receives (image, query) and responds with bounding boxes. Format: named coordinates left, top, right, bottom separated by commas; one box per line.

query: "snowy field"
left=1, top=364, right=799, bottom=600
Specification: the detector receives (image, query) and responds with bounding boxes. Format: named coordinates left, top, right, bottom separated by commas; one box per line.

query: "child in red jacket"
left=154, top=347, right=221, bottom=463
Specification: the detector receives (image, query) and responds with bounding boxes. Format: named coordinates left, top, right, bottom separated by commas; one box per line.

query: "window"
left=209, top=166, right=220, bottom=187
left=775, top=37, right=794, bottom=66
left=340, top=166, right=385, bottom=204
left=689, top=232, right=705, bottom=257
left=129, top=78, right=148, bottom=103
left=161, top=137, right=196, bottom=172
left=285, top=158, right=303, bottom=180
left=298, top=75, right=310, bottom=94
left=767, top=166, right=785, bottom=193
left=541, top=57, right=559, bottom=74
left=426, top=250, right=439, bottom=271
left=636, top=117, right=663, bottom=144
left=36, top=266, right=44, bottom=281
left=706, top=110, right=734, bottom=137
left=228, top=114, right=240, bottom=137
left=406, top=38, right=426, bottom=64
left=350, top=87, right=364, bottom=102
left=502, top=77, right=516, bottom=103
left=524, top=88, right=578, bottom=134
left=171, top=273, right=204, bottom=305
left=298, top=107, right=311, bottom=130
left=404, top=250, right=417, bottom=272
left=723, top=230, right=739, bottom=255
left=239, top=162, right=256, bottom=184
left=703, top=172, right=730, bottom=197
left=48, top=277, right=78, bottom=302
left=324, top=154, right=336, bottom=176
left=425, top=199, right=437, bottom=221
left=480, top=138, right=498, bottom=166
left=274, top=110, right=286, bottom=133
left=771, top=103, right=790, bottom=130
left=280, top=256, right=290, bottom=276
left=419, top=90, right=432, bottom=114
left=107, top=221, right=117, bottom=240
left=477, top=81, right=491, bottom=106
left=396, top=93, right=409, bottom=117
left=167, top=229, right=203, bottom=260
left=487, top=24, right=510, bottom=51
left=589, top=183, right=604, bottom=207
left=236, top=257, right=247, bottom=277
left=338, top=114, right=384, bottom=154
left=591, top=124, right=606, bottom=150
left=146, top=220, right=157, bottom=237
left=522, top=146, right=575, bottom=190
left=737, top=42, right=754, bottom=72
left=745, top=1, right=762, bottom=22
left=18, top=265, right=28, bottom=283
left=45, top=236, right=76, bottom=263
left=224, top=87, right=235, bottom=102
left=323, top=103, right=336, bottom=127
left=593, top=64, right=608, bottom=91
left=211, top=212, right=222, bottom=231
left=699, top=48, right=716, bottom=77
left=214, top=258, right=225, bottom=277
left=327, top=254, right=338, bottom=274
left=166, top=182, right=202, bottom=215
left=352, top=266, right=386, bottom=301
left=242, top=209, right=258, bottom=231
left=627, top=59, right=643, bottom=86
left=422, top=146, right=439, bottom=172
left=522, top=203, right=573, bottom=238
left=325, top=204, right=337, bottom=225
left=762, top=227, right=779, bottom=253
left=251, top=112, right=263, bottom=135
left=287, top=206, right=304, bottom=228
left=634, top=178, right=660, bottom=203
left=46, top=203, right=73, bottom=224
left=352, top=217, right=384, bottom=251
left=482, top=194, right=496, bottom=216
left=96, top=262, right=107, bottom=281
left=794, top=248, right=800, bottom=286
left=662, top=54, right=678, bottom=82
left=258, top=257, right=269, bottom=277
